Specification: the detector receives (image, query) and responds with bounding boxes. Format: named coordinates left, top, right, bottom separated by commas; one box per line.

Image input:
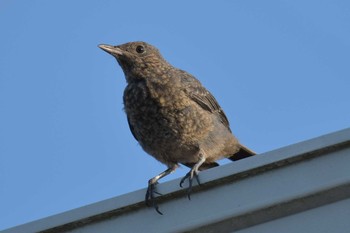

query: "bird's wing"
left=178, top=70, right=230, bottom=130
left=127, top=116, right=139, bottom=141
left=190, top=89, right=230, bottom=129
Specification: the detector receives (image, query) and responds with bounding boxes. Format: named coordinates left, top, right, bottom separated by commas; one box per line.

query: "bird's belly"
left=126, top=102, right=213, bottom=165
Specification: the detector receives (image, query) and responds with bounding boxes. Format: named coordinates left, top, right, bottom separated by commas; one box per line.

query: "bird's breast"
left=123, top=81, right=213, bottom=150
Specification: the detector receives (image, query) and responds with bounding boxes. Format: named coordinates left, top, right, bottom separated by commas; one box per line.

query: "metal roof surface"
left=2, top=128, right=350, bottom=233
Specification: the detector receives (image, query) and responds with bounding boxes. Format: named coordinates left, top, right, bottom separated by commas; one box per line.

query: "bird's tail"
left=229, top=144, right=256, bottom=161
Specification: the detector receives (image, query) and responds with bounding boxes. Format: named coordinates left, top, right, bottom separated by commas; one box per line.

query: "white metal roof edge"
left=2, top=128, right=350, bottom=233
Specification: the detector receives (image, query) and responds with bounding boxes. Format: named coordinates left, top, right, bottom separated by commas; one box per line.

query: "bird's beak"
left=98, top=44, right=123, bottom=56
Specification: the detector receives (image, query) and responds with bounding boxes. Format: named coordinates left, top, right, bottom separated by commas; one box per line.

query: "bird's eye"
left=136, top=45, right=145, bottom=54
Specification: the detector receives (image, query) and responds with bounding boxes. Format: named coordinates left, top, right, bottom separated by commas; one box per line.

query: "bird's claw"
left=145, top=183, right=163, bottom=215
left=179, top=170, right=201, bottom=200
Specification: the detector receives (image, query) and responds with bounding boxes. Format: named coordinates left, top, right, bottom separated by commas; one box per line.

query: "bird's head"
left=99, top=41, right=169, bottom=82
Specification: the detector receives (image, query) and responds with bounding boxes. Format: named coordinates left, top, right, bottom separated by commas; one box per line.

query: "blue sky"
left=1, top=0, right=349, bottom=230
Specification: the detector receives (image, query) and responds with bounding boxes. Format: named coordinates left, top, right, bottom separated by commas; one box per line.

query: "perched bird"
left=98, top=41, right=255, bottom=214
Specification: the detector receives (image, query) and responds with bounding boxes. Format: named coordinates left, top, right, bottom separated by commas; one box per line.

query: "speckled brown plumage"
left=98, top=41, right=255, bottom=214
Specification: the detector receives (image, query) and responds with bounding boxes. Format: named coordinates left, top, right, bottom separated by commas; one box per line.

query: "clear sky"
left=1, top=0, right=349, bottom=230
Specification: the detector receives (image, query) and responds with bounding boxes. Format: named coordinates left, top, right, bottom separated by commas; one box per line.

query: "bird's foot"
left=144, top=166, right=178, bottom=215
left=145, top=182, right=163, bottom=215
left=179, top=169, right=201, bottom=200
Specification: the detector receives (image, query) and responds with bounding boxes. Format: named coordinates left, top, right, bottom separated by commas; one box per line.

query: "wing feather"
left=178, top=70, right=230, bottom=130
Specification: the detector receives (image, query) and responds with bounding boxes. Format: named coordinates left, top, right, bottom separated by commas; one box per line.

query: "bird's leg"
left=180, top=154, right=206, bottom=200
left=145, top=164, right=178, bottom=215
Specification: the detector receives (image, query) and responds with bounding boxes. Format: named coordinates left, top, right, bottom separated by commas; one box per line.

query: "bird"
left=98, top=41, right=255, bottom=214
